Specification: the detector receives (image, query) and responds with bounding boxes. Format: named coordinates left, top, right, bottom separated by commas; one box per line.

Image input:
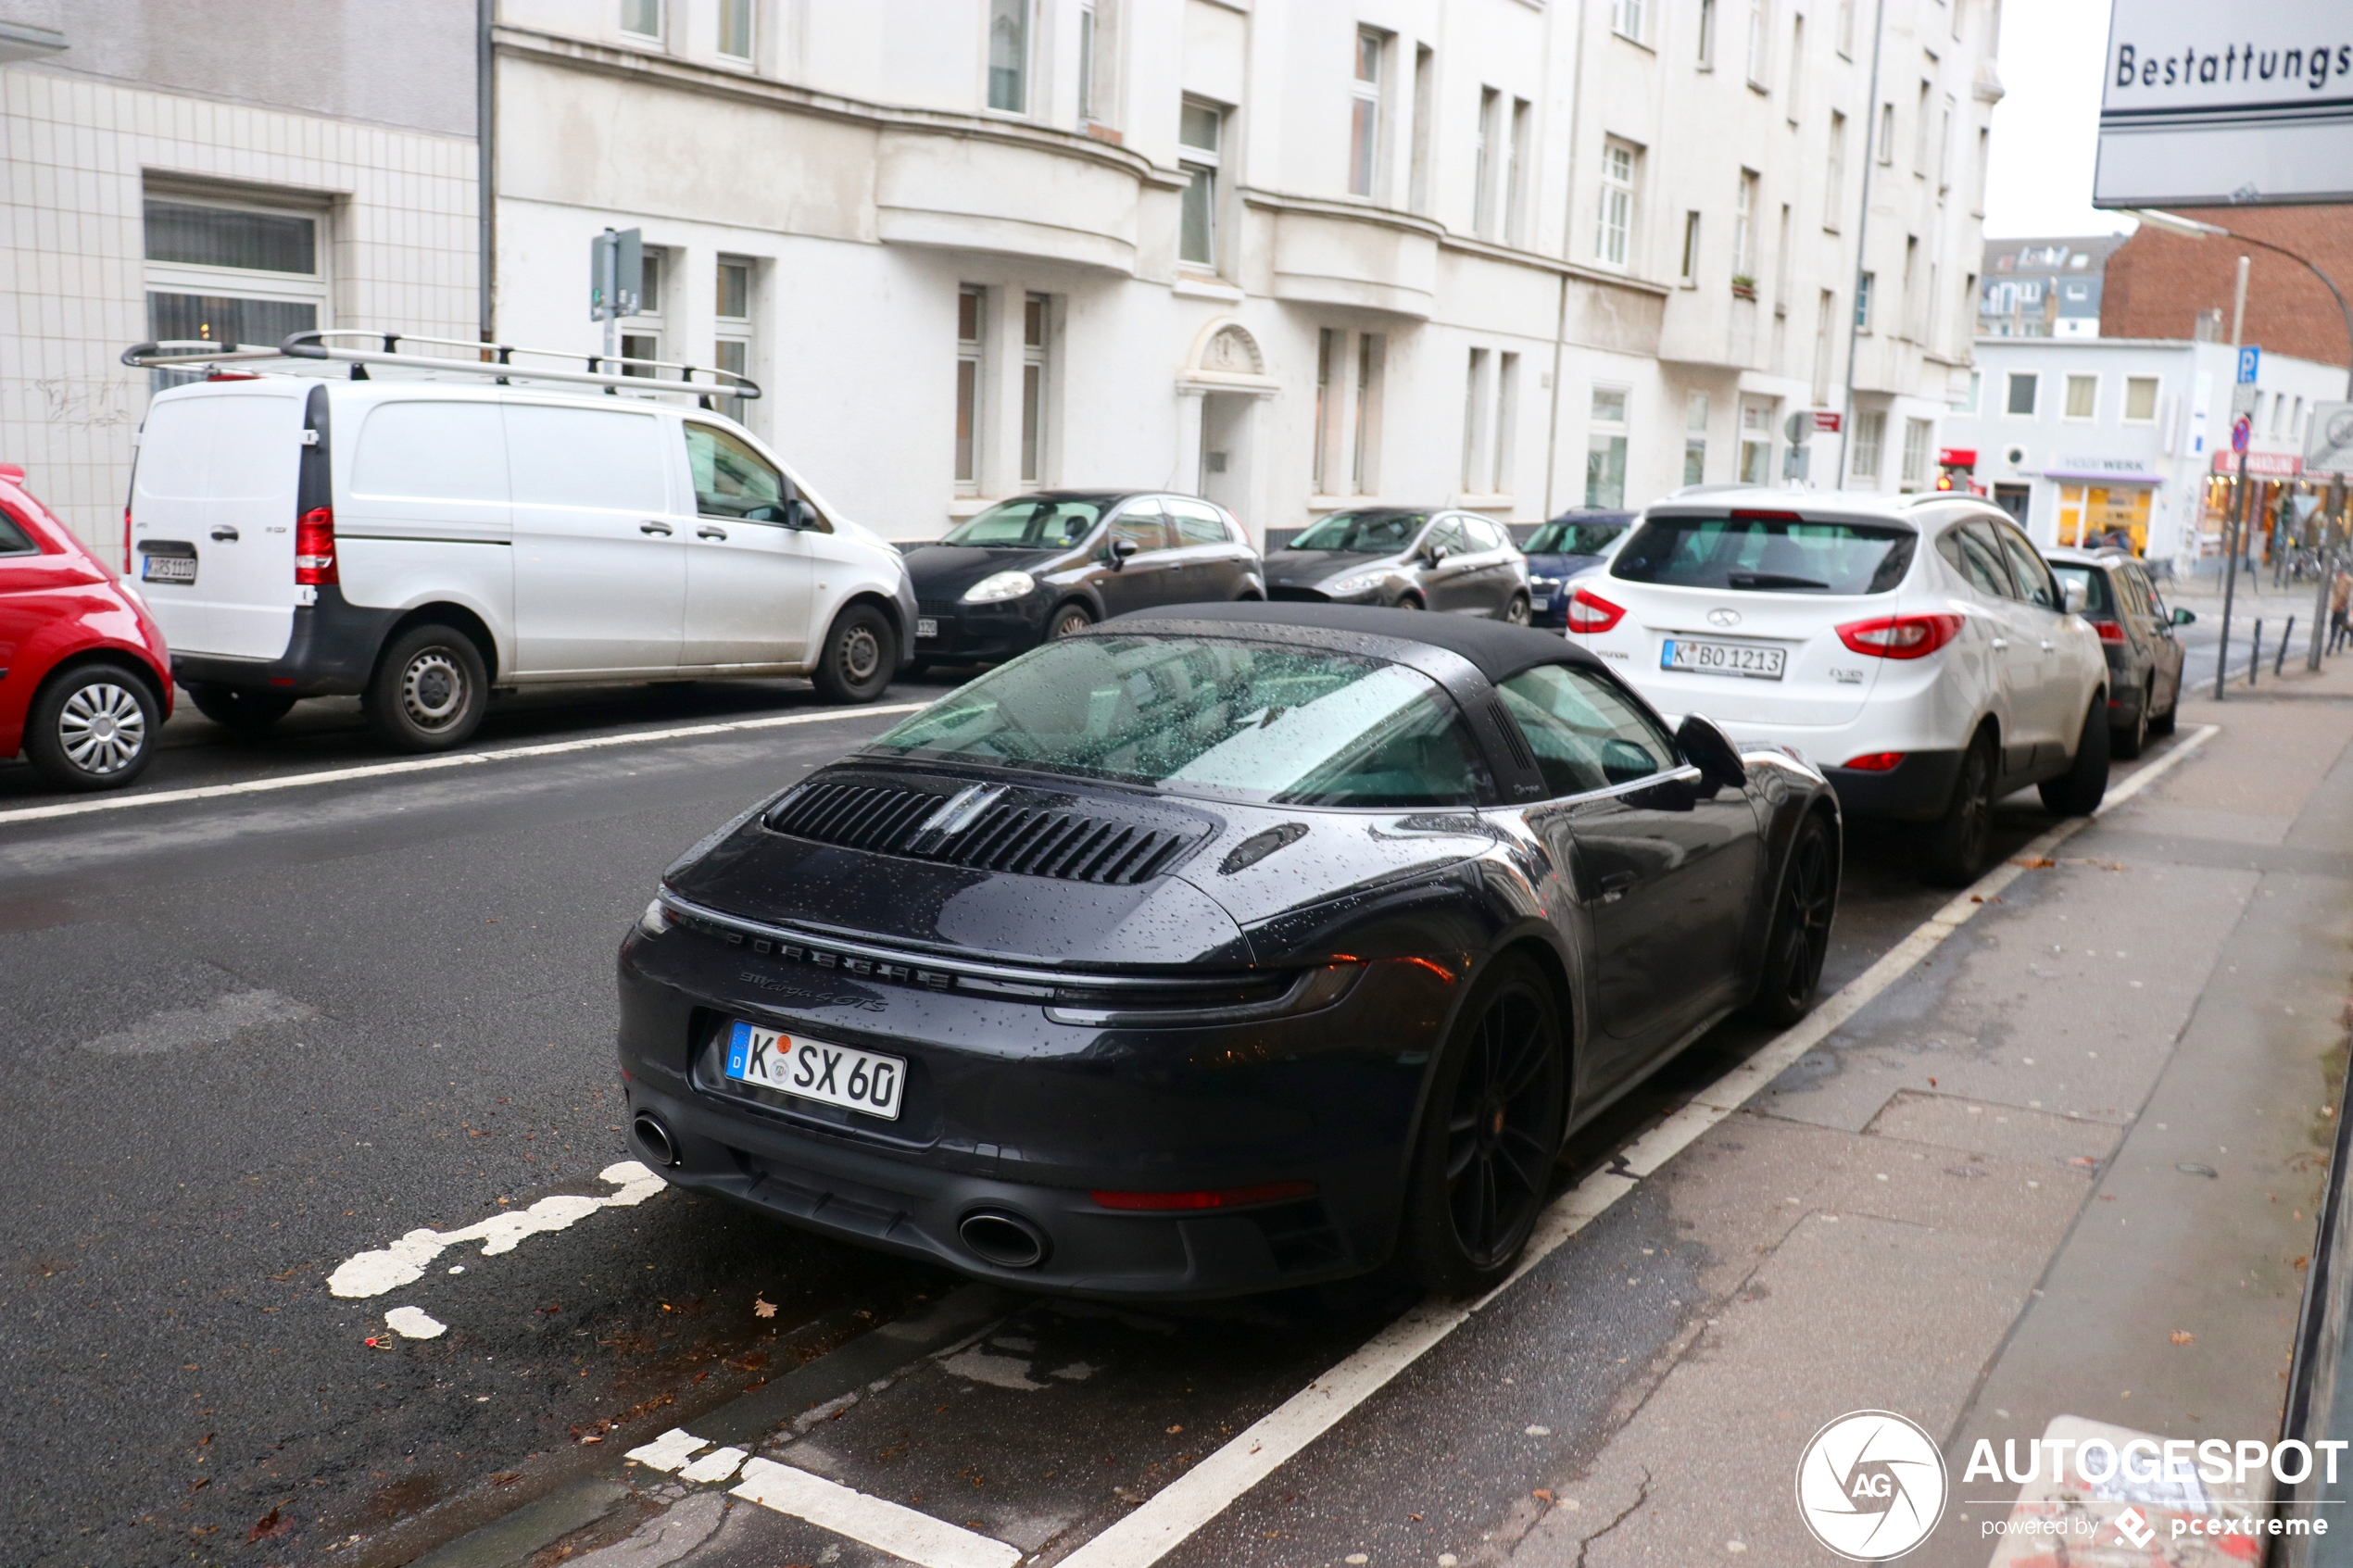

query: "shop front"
left=2044, top=462, right=2165, bottom=554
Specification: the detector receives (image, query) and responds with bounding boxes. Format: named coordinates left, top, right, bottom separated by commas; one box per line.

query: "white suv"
left=1565, top=489, right=2110, bottom=884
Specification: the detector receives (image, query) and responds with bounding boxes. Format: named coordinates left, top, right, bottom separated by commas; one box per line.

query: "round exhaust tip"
left=958, top=1208, right=1049, bottom=1270
left=632, top=1112, right=679, bottom=1169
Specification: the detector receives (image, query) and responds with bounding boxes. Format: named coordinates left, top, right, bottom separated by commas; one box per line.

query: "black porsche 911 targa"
left=617, top=603, right=1839, bottom=1299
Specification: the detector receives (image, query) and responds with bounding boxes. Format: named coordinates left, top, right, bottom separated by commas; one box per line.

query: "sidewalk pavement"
left=1504, top=680, right=2353, bottom=1565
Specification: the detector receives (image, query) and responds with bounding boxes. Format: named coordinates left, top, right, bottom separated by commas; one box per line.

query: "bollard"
left=2252, top=619, right=2263, bottom=686
left=2279, top=615, right=2296, bottom=676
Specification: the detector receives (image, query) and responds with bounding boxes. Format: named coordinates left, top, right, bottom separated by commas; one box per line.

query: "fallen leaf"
left=579, top=1434, right=603, bottom=1444
left=2171, top=1331, right=2195, bottom=1345
left=1166, top=1424, right=1183, bottom=1435
left=247, top=1506, right=286, bottom=1543
left=2015, top=856, right=2056, bottom=869
left=1533, top=1488, right=1554, bottom=1501
left=753, top=1298, right=778, bottom=1320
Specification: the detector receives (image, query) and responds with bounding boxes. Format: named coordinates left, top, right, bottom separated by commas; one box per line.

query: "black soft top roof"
left=1105, top=601, right=1606, bottom=685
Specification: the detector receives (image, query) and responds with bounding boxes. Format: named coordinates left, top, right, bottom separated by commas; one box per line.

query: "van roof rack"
left=120, top=330, right=761, bottom=406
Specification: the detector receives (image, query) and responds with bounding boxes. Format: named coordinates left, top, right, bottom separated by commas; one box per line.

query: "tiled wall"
left=0, top=65, right=476, bottom=552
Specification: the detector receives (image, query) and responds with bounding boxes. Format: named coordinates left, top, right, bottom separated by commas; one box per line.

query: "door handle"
left=2039, top=639, right=2055, bottom=651
left=1990, top=637, right=2009, bottom=649
left=640, top=521, right=673, bottom=536
left=210, top=526, right=239, bottom=542
left=1595, top=870, right=1638, bottom=903
left=697, top=525, right=727, bottom=541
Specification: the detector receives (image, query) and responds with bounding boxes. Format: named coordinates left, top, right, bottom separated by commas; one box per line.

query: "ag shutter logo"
left=1795, top=1411, right=1948, bottom=1561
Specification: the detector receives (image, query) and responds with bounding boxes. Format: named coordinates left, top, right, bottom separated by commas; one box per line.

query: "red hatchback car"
left=0, top=465, right=173, bottom=790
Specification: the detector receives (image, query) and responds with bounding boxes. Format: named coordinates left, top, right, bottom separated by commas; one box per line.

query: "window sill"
left=1455, top=493, right=1516, bottom=510
left=948, top=496, right=990, bottom=518
left=1610, top=29, right=1655, bottom=53
left=1173, top=275, right=1244, bottom=303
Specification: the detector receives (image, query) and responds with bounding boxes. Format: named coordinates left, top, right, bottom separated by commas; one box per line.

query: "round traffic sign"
left=2232, top=415, right=2252, bottom=454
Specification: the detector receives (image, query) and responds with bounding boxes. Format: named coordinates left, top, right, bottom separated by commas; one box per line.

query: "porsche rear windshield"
left=868, top=636, right=1486, bottom=808
left=1612, top=513, right=1916, bottom=594
left=1288, top=509, right=1428, bottom=553
left=942, top=496, right=1112, bottom=548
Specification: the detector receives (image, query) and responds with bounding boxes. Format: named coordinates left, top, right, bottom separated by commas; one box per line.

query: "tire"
left=185, top=682, right=296, bottom=734
left=1399, top=952, right=1566, bottom=1295
left=1502, top=592, right=1532, bottom=626
left=1921, top=728, right=1997, bottom=887
left=2039, top=693, right=2111, bottom=816
left=26, top=662, right=160, bottom=791
left=812, top=602, right=897, bottom=704
left=2112, top=681, right=2150, bottom=760
left=1396, top=595, right=1426, bottom=611
left=1746, top=813, right=1838, bottom=1026
left=363, top=622, right=488, bottom=753
left=1047, top=603, right=1096, bottom=640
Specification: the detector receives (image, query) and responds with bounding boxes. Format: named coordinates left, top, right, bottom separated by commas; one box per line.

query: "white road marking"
left=0, top=702, right=927, bottom=828
left=384, top=1306, right=447, bottom=1339
left=730, top=1456, right=1023, bottom=1568
left=677, top=1446, right=749, bottom=1485
left=1056, top=725, right=2221, bottom=1568
left=624, top=1427, right=710, bottom=1473
left=327, top=1161, right=663, bottom=1298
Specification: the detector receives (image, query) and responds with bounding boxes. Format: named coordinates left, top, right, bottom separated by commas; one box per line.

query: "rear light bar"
left=2089, top=619, right=2126, bottom=644
left=1567, top=586, right=1626, bottom=633
left=295, top=506, right=337, bottom=586
left=1835, top=612, right=1960, bottom=660
left=122, top=504, right=132, bottom=573
left=1089, top=1180, right=1318, bottom=1211
left=1730, top=508, right=1805, bottom=522
left=1841, top=752, right=1906, bottom=771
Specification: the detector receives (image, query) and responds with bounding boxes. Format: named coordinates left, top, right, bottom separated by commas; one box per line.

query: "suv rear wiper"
left=1726, top=571, right=1831, bottom=590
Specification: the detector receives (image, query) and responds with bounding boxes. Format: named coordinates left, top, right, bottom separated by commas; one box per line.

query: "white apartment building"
left=488, top=0, right=1999, bottom=543
left=0, top=0, right=481, bottom=554
left=1944, top=334, right=2347, bottom=566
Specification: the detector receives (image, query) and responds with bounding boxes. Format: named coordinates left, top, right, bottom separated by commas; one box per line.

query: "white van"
left=126, top=367, right=915, bottom=751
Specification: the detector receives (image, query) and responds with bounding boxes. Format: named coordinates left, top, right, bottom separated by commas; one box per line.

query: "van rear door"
left=131, top=384, right=302, bottom=659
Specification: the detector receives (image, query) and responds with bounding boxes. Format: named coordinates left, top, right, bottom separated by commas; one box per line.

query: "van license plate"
left=915, top=618, right=938, bottom=640
left=142, top=556, right=196, bottom=584
left=1661, top=637, right=1785, bottom=680
left=724, top=1021, right=904, bottom=1120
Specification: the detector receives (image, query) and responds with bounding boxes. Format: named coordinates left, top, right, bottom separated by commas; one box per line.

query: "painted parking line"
left=0, top=702, right=928, bottom=829
left=1056, top=725, right=2222, bottom=1568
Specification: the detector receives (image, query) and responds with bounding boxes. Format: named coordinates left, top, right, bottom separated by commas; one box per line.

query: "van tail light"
left=2089, top=619, right=2126, bottom=644
left=122, top=505, right=132, bottom=573
left=1567, top=586, right=1627, bottom=634
left=295, top=506, right=337, bottom=586
left=1841, top=752, right=1906, bottom=771
left=1835, top=612, right=1961, bottom=660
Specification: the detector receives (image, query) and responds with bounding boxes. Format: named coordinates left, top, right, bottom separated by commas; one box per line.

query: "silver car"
left=1265, top=508, right=1532, bottom=621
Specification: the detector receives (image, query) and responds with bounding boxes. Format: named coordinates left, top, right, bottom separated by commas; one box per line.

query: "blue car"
left=1520, top=510, right=1634, bottom=628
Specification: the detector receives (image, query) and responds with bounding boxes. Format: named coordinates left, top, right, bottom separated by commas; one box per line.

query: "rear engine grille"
left=767, top=781, right=1202, bottom=885
left=1267, top=585, right=1331, bottom=603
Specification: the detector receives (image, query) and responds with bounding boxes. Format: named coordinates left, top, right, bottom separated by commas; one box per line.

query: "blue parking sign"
left=2238, top=345, right=2261, bottom=383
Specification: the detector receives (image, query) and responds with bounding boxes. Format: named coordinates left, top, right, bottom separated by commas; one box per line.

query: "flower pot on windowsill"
left=1730, top=277, right=1758, bottom=301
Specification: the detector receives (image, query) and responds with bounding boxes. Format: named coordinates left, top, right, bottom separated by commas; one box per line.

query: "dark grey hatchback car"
left=2043, top=546, right=2190, bottom=759
left=1265, top=508, right=1532, bottom=622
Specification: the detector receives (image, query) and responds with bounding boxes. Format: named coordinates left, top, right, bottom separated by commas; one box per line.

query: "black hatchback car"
left=1265, top=508, right=1532, bottom=621
left=2043, top=546, right=2191, bottom=758
left=617, top=604, right=1839, bottom=1301
left=903, top=491, right=1261, bottom=667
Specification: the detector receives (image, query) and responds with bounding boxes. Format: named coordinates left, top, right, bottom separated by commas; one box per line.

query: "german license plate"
left=142, top=555, right=196, bottom=584
left=1529, top=595, right=1550, bottom=610
left=1660, top=636, right=1786, bottom=680
left=915, top=618, right=939, bottom=640
left=724, top=1021, right=904, bottom=1120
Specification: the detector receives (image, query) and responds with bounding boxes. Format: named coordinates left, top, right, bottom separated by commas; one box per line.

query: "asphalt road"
left=0, top=671, right=2106, bottom=1568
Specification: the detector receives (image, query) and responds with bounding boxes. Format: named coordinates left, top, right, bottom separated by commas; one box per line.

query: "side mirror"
left=1111, top=536, right=1139, bottom=563
left=1676, top=712, right=1747, bottom=792
left=1425, top=544, right=1450, bottom=566
left=2061, top=579, right=2089, bottom=614
left=2172, top=607, right=2196, bottom=626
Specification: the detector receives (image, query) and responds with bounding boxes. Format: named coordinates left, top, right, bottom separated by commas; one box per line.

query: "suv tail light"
left=2088, top=619, right=2126, bottom=644
left=1567, top=586, right=1626, bottom=633
left=1841, top=752, right=1906, bottom=771
left=1835, top=612, right=1961, bottom=660
left=295, top=506, right=337, bottom=586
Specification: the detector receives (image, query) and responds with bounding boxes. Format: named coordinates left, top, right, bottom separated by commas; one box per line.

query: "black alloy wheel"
left=26, top=662, right=159, bottom=791
left=1503, top=592, right=1532, bottom=626
left=1049, top=603, right=1096, bottom=639
left=364, top=622, right=488, bottom=753
left=2113, top=680, right=2150, bottom=760
left=812, top=603, right=897, bottom=704
left=1922, top=729, right=1996, bottom=887
left=185, top=682, right=296, bottom=734
left=2039, top=694, right=2111, bottom=816
left=1747, top=814, right=1837, bottom=1026
left=1396, top=594, right=1425, bottom=610
left=1402, top=953, right=1565, bottom=1294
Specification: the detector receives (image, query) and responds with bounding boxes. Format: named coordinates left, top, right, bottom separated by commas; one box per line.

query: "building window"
left=1179, top=99, right=1223, bottom=269
left=1849, top=409, right=1884, bottom=480
left=1505, top=99, right=1531, bottom=247
left=1076, top=0, right=1118, bottom=128
left=1588, top=385, right=1629, bottom=507
left=1078, top=0, right=1099, bottom=121
left=718, top=0, right=753, bottom=59
left=1684, top=393, right=1710, bottom=485
left=1824, top=111, right=1846, bottom=231
left=1813, top=290, right=1836, bottom=403
left=619, top=245, right=666, bottom=374
left=1613, top=0, right=1646, bottom=44
left=714, top=256, right=753, bottom=422
left=2005, top=370, right=2038, bottom=416
left=1900, top=417, right=1932, bottom=488
left=1354, top=333, right=1387, bottom=494
left=620, top=0, right=662, bottom=40
left=1021, top=294, right=1051, bottom=484
left=1492, top=352, right=1520, bottom=495
left=1698, top=0, right=1717, bottom=67
left=1739, top=398, right=1775, bottom=483
left=1732, top=169, right=1758, bottom=281
left=1349, top=31, right=1385, bottom=198
left=1957, top=369, right=1982, bottom=413
left=1409, top=45, right=1436, bottom=214
left=1598, top=141, right=1636, bottom=269
left=1786, top=16, right=1805, bottom=121
left=955, top=285, right=984, bottom=491
left=1914, top=79, right=1932, bottom=170
left=2062, top=373, right=2096, bottom=420
left=1938, top=96, right=1955, bottom=191
left=1744, top=0, right=1769, bottom=88
left=1679, top=211, right=1702, bottom=285
left=1877, top=101, right=1894, bottom=162
left=2123, top=375, right=2159, bottom=423
left=1313, top=329, right=1335, bottom=494
left=1855, top=270, right=1874, bottom=332
left=1474, top=88, right=1500, bottom=238
left=1836, top=0, right=1854, bottom=56
left=988, top=0, right=1028, bottom=113
left=143, top=194, right=327, bottom=387
left=1462, top=349, right=1490, bottom=493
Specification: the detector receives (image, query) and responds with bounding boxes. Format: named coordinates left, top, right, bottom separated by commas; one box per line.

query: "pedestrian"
left=2331, top=568, right=2352, bottom=655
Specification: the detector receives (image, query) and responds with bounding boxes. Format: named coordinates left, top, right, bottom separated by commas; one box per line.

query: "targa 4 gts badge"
left=1795, top=1410, right=1948, bottom=1560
